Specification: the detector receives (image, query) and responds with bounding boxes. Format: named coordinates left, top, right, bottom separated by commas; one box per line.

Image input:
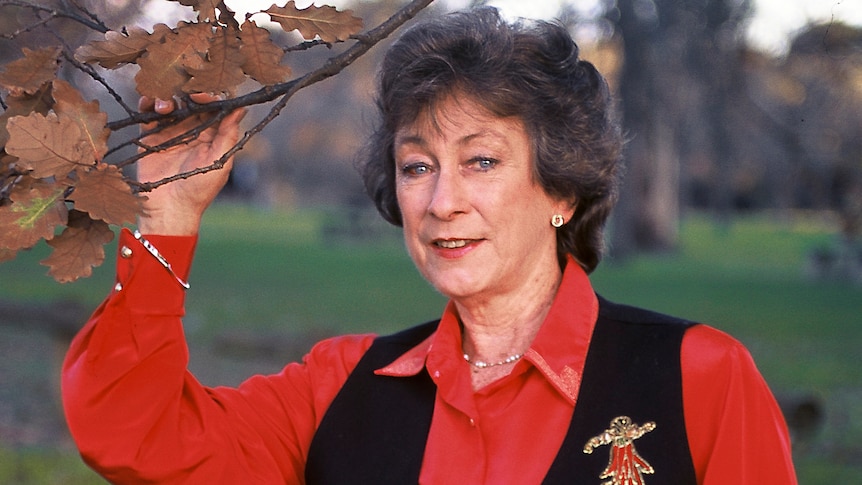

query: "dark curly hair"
left=360, top=7, right=623, bottom=273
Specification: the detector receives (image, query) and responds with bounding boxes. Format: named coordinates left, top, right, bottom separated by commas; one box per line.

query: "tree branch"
left=106, top=0, right=435, bottom=132
left=120, top=0, right=436, bottom=191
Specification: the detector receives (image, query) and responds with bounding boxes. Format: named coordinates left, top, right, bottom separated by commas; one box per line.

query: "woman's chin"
left=427, top=274, right=488, bottom=301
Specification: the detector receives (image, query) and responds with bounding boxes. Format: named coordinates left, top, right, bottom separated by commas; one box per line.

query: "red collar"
left=376, top=257, right=598, bottom=405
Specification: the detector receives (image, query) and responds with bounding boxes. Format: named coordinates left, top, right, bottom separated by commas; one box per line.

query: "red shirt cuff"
left=114, top=228, right=198, bottom=315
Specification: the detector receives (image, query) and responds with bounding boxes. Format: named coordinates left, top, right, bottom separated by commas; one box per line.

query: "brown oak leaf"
left=41, top=209, right=115, bottom=283
left=6, top=112, right=93, bottom=179
left=239, top=20, right=291, bottom=86
left=135, top=22, right=213, bottom=99
left=0, top=46, right=62, bottom=96
left=71, top=163, right=143, bottom=226
left=0, top=83, right=53, bottom=147
left=265, top=2, right=363, bottom=43
left=52, top=80, right=110, bottom=162
left=218, top=2, right=240, bottom=30
left=173, top=0, right=220, bottom=22
left=136, top=50, right=188, bottom=99
left=184, top=26, right=246, bottom=95
left=173, top=21, right=216, bottom=69
left=74, top=25, right=172, bottom=69
left=0, top=179, right=68, bottom=251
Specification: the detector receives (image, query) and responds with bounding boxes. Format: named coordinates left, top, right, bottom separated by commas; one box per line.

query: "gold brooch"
left=583, top=416, right=656, bottom=485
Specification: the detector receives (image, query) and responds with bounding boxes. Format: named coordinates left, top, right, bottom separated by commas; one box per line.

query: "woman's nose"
left=427, top=168, right=468, bottom=220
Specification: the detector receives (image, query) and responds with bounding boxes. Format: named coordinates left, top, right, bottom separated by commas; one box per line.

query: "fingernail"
left=155, top=99, right=170, bottom=111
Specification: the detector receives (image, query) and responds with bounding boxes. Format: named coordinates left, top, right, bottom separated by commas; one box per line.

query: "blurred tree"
left=785, top=23, right=862, bottom=278
left=787, top=23, right=862, bottom=242
left=610, top=0, right=752, bottom=257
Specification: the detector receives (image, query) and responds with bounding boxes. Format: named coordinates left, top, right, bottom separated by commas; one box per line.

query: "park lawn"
left=0, top=204, right=859, bottom=483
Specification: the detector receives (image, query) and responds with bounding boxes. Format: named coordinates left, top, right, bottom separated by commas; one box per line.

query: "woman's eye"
left=472, top=158, right=498, bottom=171
left=401, top=163, right=430, bottom=176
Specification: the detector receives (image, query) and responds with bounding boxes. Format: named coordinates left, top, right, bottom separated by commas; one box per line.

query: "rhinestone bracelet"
left=132, top=230, right=191, bottom=290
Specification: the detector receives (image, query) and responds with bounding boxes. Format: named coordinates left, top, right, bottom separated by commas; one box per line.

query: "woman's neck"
left=455, top=266, right=563, bottom=390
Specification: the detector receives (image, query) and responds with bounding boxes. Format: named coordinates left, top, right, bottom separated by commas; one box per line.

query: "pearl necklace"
left=462, top=352, right=524, bottom=369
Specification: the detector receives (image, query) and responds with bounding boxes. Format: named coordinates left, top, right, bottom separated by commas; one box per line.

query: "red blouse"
left=62, top=229, right=797, bottom=484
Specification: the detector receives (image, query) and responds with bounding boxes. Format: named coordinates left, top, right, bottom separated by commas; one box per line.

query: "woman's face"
left=394, top=95, right=572, bottom=303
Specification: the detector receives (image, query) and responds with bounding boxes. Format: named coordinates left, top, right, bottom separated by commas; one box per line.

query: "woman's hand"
left=136, top=93, right=247, bottom=235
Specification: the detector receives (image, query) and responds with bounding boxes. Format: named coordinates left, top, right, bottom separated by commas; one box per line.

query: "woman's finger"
left=189, top=92, right=222, bottom=104
left=140, top=93, right=225, bottom=115
left=138, top=96, right=176, bottom=114
left=154, top=98, right=176, bottom=114
left=138, top=96, right=155, bottom=112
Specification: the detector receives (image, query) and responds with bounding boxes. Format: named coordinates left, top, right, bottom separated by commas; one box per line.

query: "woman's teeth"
left=436, top=239, right=469, bottom=249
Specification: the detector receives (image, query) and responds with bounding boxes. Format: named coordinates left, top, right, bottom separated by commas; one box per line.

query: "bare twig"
left=60, top=50, right=137, bottom=116
left=67, top=0, right=110, bottom=33
left=0, top=0, right=110, bottom=34
left=284, top=39, right=331, bottom=52
left=0, top=13, right=54, bottom=40
left=120, top=113, right=225, bottom=175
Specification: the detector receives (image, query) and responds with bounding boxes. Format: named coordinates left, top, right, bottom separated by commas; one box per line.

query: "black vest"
left=305, top=297, right=698, bottom=484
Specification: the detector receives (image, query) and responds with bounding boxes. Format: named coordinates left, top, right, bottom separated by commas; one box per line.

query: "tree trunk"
left=611, top=0, right=681, bottom=258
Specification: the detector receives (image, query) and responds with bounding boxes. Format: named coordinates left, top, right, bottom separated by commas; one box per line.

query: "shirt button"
left=433, top=370, right=441, bottom=378
left=114, top=282, right=123, bottom=292
left=120, top=246, right=133, bottom=258
left=469, top=418, right=476, bottom=427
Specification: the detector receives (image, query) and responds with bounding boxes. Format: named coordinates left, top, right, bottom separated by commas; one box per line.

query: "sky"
left=145, top=0, right=862, bottom=56
left=744, top=0, right=862, bottom=54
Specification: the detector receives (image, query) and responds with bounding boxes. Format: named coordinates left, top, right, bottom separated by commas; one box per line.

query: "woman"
left=62, top=8, right=797, bottom=484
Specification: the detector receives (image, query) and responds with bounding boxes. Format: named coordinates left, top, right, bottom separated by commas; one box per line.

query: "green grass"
left=0, top=447, right=97, bottom=485
left=0, top=204, right=859, bottom=483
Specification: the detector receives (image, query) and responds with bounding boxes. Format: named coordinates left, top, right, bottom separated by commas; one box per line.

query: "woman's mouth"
left=435, top=239, right=470, bottom=249
left=433, top=238, right=482, bottom=249
left=430, top=238, right=483, bottom=258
